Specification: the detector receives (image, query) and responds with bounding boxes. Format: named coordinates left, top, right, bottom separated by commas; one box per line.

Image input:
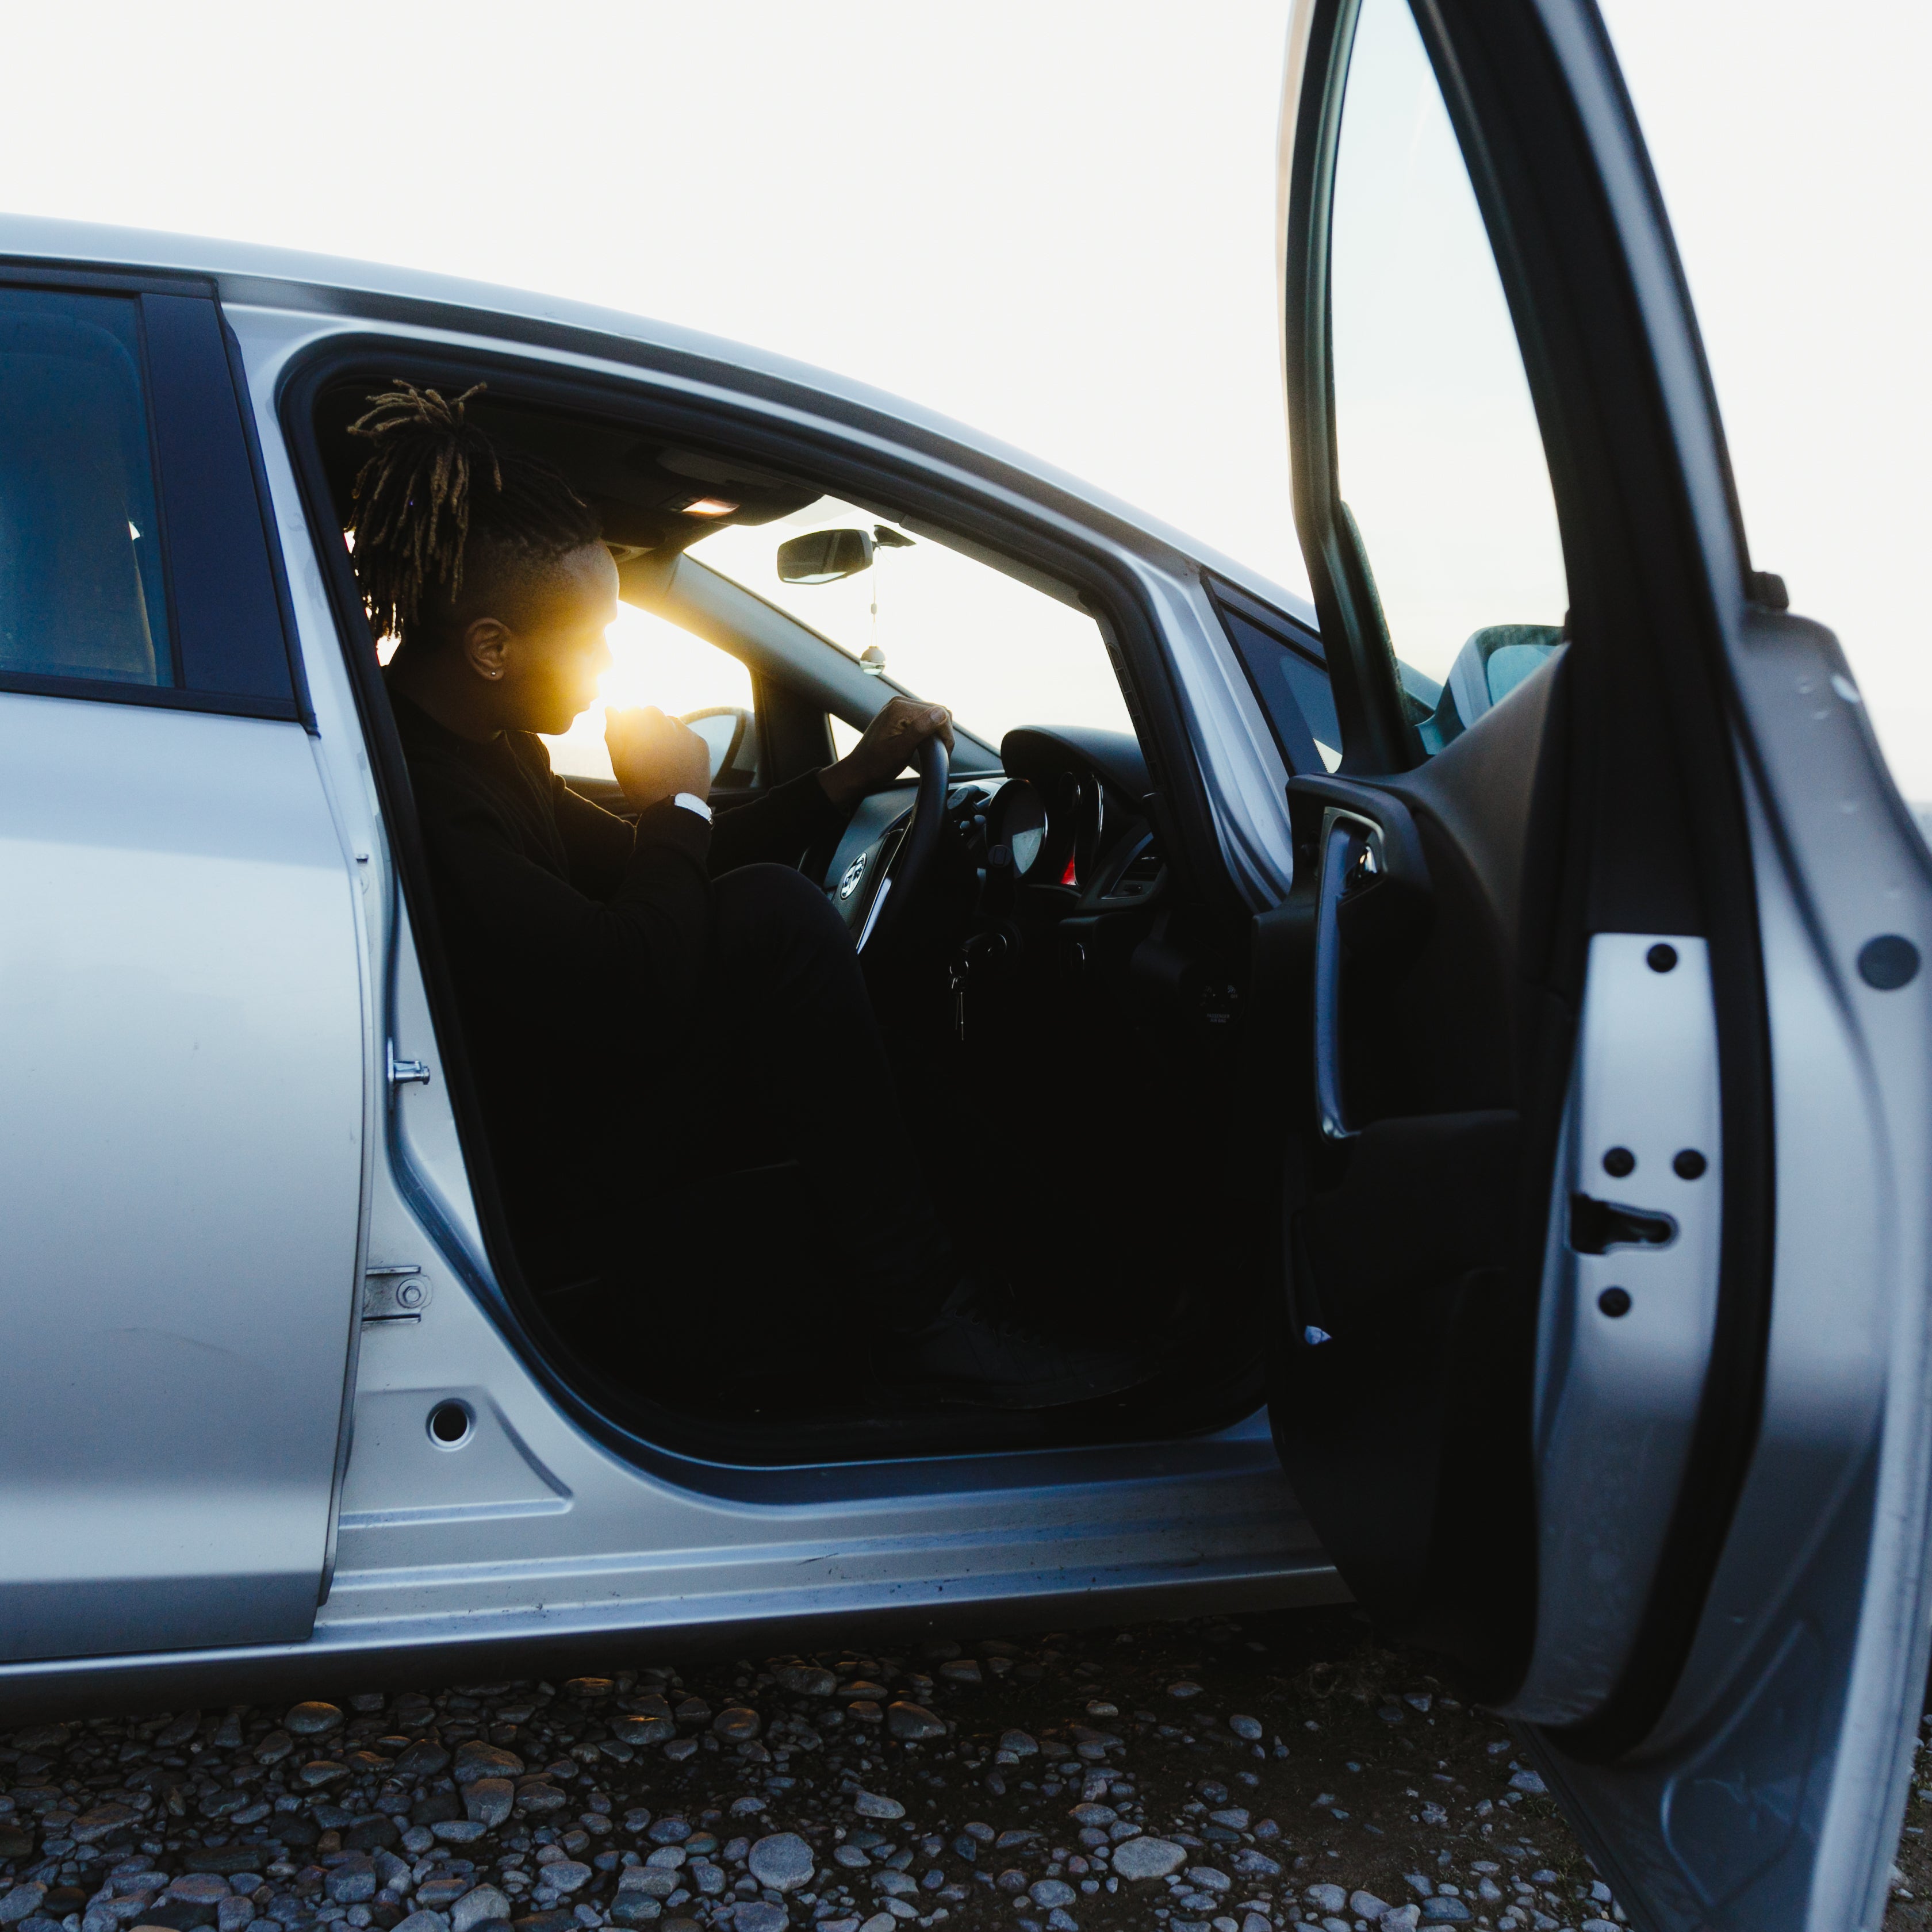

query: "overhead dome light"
left=680, top=496, right=738, bottom=518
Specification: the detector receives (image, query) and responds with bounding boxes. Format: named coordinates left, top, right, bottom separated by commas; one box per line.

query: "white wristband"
left=673, top=792, right=713, bottom=823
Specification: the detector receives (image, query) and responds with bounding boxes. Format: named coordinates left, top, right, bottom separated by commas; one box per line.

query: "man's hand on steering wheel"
left=819, top=696, right=954, bottom=811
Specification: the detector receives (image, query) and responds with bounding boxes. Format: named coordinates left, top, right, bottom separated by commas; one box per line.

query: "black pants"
left=612, top=864, right=955, bottom=1330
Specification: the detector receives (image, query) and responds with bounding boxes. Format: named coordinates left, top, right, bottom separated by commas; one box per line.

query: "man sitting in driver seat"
left=348, top=382, right=1145, bottom=1409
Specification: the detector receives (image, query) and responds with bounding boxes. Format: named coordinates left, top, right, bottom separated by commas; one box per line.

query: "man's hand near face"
left=819, top=696, right=955, bottom=810
left=606, top=706, right=713, bottom=812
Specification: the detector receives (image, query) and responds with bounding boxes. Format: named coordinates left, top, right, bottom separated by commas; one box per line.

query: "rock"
left=648, top=1818, right=692, bottom=1844
left=884, top=1704, right=945, bottom=1743
left=615, top=1719, right=674, bottom=1747
left=324, top=1863, right=376, bottom=1906
left=662, top=1740, right=697, bottom=1762
left=541, top=1865, right=591, bottom=1897
left=515, top=1783, right=569, bottom=1814
left=1, top=1887, right=46, bottom=1925
left=418, top=1881, right=474, bottom=1909
left=870, top=1874, right=916, bottom=1899
left=1419, top=1903, right=1470, bottom=1924
left=1381, top=1908, right=1422, bottom=1931
left=1304, top=1885, right=1347, bottom=1915
left=997, top=1731, right=1038, bottom=1757
left=1508, top=1769, right=1547, bottom=1796
left=1230, top=1851, right=1281, bottom=1878
left=1068, top=1804, right=1116, bottom=1827
left=1111, top=1839, right=1187, bottom=1881
left=451, top=1891, right=512, bottom=1932
left=857, top=1918, right=894, bottom=1932
left=71, top=1804, right=143, bottom=1845
left=297, top=1761, right=349, bottom=1788
left=391, top=1915, right=448, bottom=1932
left=1166, top=1682, right=1202, bottom=1699
left=937, top=1661, right=982, bottom=1686
left=511, top=1915, right=575, bottom=1932
left=1241, top=1916, right=1270, bottom=1932
left=1187, top=1868, right=1231, bottom=1893
left=414, top=1791, right=464, bottom=1827
left=1027, top=1881, right=1075, bottom=1909
left=343, top=1817, right=400, bottom=1853
left=453, top=1743, right=524, bottom=1785
left=733, top=1908, right=786, bottom=1932
left=1350, top=1893, right=1391, bottom=1922
left=712, top=1709, right=761, bottom=1743
left=852, top=1792, right=904, bottom=1822
left=747, top=1836, right=813, bottom=1893
left=431, top=1820, right=488, bottom=1844
left=1228, top=1715, right=1263, bottom=1741
left=394, top=1741, right=451, bottom=1780
left=775, top=1667, right=837, bottom=1699
left=610, top=1900, right=660, bottom=1927
left=465, top=1779, right=515, bottom=1829
left=214, top=1902, right=252, bottom=1932
left=283, top=1704, right=343, bottom=1737
left=622, top=1874, right=675, bottom=1900
left=1045, top=1913, right=1077, bottom=1932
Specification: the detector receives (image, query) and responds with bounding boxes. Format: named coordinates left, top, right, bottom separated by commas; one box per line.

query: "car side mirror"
left=776, top=528, right=873, bottom=584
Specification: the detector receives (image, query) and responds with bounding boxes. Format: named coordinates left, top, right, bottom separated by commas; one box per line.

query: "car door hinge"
left=387, top=1040, right=432, bottom=1087
left=363, top=1263, right=431, bottom=1322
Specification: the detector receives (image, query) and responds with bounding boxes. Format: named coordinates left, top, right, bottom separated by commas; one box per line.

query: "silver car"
left=0, top=1, right=1923, bottom=1927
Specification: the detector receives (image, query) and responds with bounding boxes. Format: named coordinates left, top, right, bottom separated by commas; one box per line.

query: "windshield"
left=687, top=497, right=1134, bottom=750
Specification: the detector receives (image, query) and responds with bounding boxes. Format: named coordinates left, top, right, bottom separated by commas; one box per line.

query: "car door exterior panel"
left=0, top=697, right=364, bottom=1659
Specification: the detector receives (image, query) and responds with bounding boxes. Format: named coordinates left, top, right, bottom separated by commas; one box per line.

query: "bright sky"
left=4, top=1, right=1926, bottom=789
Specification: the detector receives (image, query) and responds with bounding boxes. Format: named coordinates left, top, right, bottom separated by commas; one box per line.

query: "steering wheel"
left=830, top=734, right=952, bottom=952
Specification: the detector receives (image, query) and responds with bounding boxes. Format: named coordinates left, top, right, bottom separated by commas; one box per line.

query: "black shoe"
left=895, top=1281, right=1155, bottom=1409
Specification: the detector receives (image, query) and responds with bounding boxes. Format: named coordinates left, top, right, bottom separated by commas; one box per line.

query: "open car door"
left=1268, top=2, right=1932, bottom=1927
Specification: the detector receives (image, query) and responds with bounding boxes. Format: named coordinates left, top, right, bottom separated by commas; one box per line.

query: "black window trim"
left=0, top=261, right=305, bottom=725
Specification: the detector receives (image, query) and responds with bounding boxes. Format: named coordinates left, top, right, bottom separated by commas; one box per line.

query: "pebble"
left=713, top=1708, right=761, bottom=1742
left=852, top=1791, right=904, bottom=1821
left=543, top=1864, right=592, bottom=1896
left=1228, top=1715, right=1263, bottom=1741
left=1028, top=1880, right=1075, bottom=1908
left=1508, top=1769, right=1548, bottom=1796
left=1111, top=1838, right=1187, bottom=1880
left=998, top=1730, right=1038, bottom=1756
left=392, top=1915, right=447, bottom=1932
left=283, top=1702, right=343, bottom=1736
left=747, top=1834, right=813, bottom=1892
left=465, top=1776, right=515, bottom=1828
left=1305, top=1884, right=1347, bottom=1914
left=452, top=1741, right=524, bottom=1784
left=450, top=1888, right=511, bottom=1932
left=884, top=1704, right=945, bottom=1742
left=0, top=1887, right=44, bottom=1925
left=734, top=1907, right=787, bottom=1932
left=1419, top=1901, right=1470, bottom=1923
left=776, top=1666, right=837, bottom=1698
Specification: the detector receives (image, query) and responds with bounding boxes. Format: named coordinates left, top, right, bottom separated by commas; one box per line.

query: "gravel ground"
left=10, top=1605, right=1915, bottom=1932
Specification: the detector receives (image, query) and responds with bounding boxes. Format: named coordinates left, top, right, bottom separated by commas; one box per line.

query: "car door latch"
left=1569, top=1194, right=1677, bottom=1254
left=387, top=1040, right=432, bottom=1087
left=363, top=1263, right=431, bottom=1322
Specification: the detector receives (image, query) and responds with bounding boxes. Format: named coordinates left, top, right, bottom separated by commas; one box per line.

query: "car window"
left=1328, top=0, right=1569, bottom=747
left=0, top=289, right=172, bottom=687
left=540, top=604, right=756, bottom=784
left=688, top=498, right=1134, bottom=750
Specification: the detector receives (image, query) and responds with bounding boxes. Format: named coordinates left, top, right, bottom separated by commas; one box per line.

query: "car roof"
left=0, top=210, right=1318, bottom=631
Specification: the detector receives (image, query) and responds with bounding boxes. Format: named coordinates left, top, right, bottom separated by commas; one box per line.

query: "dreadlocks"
left=347, top=382, right=602, bottom=649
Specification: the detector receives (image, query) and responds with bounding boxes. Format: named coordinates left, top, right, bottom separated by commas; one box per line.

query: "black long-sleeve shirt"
left=391, top=691, right=847, bottom=1284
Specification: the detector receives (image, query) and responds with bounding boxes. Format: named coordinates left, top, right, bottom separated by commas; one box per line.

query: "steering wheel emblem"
left=837, top=856, right=868, bottom=900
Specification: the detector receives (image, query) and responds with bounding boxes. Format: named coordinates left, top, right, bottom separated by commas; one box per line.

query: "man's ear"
left=459, top=616, right=513, bottom=683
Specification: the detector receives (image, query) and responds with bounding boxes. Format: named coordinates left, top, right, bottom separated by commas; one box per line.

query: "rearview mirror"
left=776, top=528, right=873, bottom=584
